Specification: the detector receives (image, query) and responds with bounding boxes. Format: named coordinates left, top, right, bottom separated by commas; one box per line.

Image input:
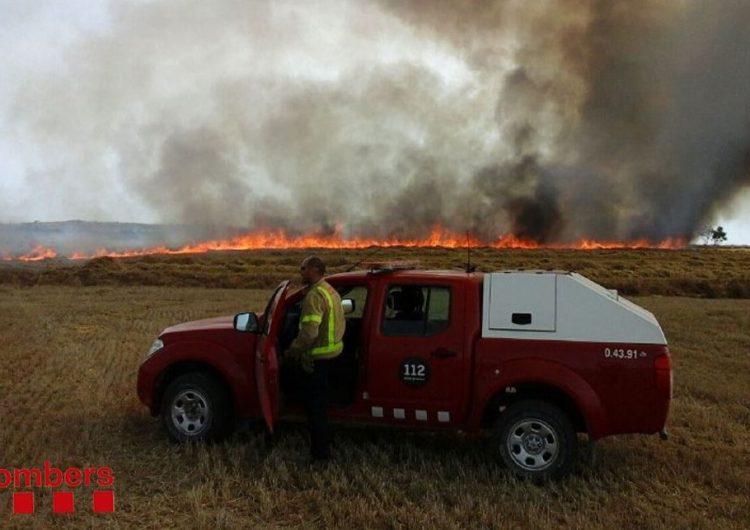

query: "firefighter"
left=284, top=256, right=345, bottom=461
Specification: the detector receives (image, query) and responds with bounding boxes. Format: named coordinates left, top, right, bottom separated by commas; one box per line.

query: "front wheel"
left=160, top=372, right=233, bottom=443
left=494, top=400, right=577, bottom=482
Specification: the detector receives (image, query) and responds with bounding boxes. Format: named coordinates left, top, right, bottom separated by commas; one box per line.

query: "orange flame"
left=2, top=226, right=687, bottom=262
left=2, top=245, right=60, bottom=262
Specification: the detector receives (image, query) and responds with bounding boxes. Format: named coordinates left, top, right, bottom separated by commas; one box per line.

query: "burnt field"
left=2, top=246, right=750, bottom=297
left=0, top=248, right=749, bottom=528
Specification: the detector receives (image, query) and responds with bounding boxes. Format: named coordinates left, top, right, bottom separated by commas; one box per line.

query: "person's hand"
left=300, top=352, right=314, bottom=374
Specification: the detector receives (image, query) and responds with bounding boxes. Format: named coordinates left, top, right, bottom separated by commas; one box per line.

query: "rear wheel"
left=160, top=372, right=232, bottom=443
left=494, top=400, right=577, bottom=482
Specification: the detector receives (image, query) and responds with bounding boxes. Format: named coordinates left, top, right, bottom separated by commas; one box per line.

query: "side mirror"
left=342, top=298, right=356, bottom=314
left=234, top=312, right=259, bottom=333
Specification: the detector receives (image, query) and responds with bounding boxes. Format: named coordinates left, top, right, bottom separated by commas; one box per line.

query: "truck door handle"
left=431, top=348, right=457, bottom=359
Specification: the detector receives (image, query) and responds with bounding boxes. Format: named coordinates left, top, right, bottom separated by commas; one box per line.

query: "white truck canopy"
left=481, top=271, right=667, bottom=345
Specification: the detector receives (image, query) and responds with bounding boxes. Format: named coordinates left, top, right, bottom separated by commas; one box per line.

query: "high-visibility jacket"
left=287, top=279, right=345, bottom=360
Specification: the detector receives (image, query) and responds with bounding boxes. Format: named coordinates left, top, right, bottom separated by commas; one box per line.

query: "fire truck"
left=136, top=264, right=672, bottom=480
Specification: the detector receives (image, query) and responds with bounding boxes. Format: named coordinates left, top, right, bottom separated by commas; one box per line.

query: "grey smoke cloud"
left=384, top=0, right=750, bottom=241
left=4, top=0, right=750, bottom=244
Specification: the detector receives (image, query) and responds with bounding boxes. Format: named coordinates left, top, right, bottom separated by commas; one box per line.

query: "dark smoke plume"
left=5, top=0, right=750, bottom=245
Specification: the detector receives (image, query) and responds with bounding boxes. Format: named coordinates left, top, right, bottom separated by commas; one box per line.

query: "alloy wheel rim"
left=170, top=389, right=211, bottom=436
left=505, top=418, right=559, bottom=471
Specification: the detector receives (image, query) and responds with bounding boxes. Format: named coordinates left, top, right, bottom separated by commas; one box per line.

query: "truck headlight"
left=146, top=338, right=164, bottom=358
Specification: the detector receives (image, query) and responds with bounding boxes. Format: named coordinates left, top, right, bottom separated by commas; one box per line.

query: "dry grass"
left=0, top=284, right=748, bottom=529
left=1, top=246, right=750, bottom=297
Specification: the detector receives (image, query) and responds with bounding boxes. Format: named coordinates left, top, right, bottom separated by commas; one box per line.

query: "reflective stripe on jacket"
left=287, top=279, right=345, bottom=360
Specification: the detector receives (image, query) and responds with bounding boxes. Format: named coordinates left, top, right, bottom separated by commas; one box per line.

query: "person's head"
left=299, top=256, right=326, bottom=285
left=401, top=286, right=424, bottom=315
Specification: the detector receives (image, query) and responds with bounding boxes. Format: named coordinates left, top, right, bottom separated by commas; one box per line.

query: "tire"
left=160, top=372, right=233, bottom=443
left=494, top=400, right=577, bottom=482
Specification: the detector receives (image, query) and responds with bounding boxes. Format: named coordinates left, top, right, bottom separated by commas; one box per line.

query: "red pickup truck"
left=137, top=266, right=672, bottom=480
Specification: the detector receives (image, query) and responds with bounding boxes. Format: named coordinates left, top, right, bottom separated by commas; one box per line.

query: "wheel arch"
left=471, top=358, right=609, bottom=439
left=154, top=360, right=234, bottom=417
left=480, top=381, right=587, bottom=434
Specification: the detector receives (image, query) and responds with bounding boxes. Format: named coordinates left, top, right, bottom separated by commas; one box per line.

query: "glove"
left=299, top=352, right=315, bottom=374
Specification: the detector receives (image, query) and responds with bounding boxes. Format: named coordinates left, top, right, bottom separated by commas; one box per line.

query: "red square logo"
left=93, top=490, right=115, bottom=513
left=53, top=491, right=75, bottom=513
left=13, top=492, right=34, bottom=514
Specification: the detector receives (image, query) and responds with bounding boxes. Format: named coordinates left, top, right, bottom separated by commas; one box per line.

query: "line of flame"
left=1, top=227, right=687, bottom=262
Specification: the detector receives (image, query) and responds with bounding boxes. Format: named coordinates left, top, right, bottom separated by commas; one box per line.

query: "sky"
left=1, top=0, right=749, bottom=244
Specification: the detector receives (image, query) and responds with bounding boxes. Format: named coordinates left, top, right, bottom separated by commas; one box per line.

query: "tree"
left=710, top=226, right=727, bottom=245
left=698, top=225, right=728, bottom=245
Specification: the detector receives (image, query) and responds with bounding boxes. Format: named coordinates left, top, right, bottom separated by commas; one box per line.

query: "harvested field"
left=0, top=283, right=748, bottom=529
left=1, top=247, right=750, bottom=297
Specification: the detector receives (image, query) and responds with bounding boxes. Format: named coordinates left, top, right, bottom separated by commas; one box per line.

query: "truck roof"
left=328, top=269, right=485, bottom=282
left=329, top=269, right=576, bottom=282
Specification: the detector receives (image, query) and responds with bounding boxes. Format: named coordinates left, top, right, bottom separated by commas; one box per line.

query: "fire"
left=2, top=226, right=687, bottom=262
left=2, top=245, right=59, bottom=262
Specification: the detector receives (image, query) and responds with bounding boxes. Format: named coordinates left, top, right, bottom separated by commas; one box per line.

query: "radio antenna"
left=345, top=246, right=382, bottom=272
left=465, top=231, right=476, bottom=273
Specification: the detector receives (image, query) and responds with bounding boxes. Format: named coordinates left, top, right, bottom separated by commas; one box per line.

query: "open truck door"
left=255, top=281, right=290, bottom=434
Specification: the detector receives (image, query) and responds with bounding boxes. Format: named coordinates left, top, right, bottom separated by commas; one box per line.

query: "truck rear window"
left=381, top=285, right=451, bottom=336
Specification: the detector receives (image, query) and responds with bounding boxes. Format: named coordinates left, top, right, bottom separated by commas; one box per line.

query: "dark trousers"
left=302, top=359, right=332, bottom=459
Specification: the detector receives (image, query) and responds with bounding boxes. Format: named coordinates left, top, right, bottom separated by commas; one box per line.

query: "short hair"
left=304, top=256, right=326, bottom=275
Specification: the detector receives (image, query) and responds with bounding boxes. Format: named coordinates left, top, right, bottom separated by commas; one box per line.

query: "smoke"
left=4, top=0, right=750, bottom=244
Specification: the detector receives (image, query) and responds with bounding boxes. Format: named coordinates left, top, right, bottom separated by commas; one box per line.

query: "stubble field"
left=2, top=246, right=750, bottom=298
left=0, top=248, right=749, bottom=529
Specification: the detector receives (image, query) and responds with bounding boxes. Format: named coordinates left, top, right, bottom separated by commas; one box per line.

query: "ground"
left=0, top=281, right=748, bottom=529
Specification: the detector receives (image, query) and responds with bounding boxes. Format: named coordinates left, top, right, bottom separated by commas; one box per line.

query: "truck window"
left=381, top=285, right=451, bottom=336
left=262, top=283, right=287, bottom=335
